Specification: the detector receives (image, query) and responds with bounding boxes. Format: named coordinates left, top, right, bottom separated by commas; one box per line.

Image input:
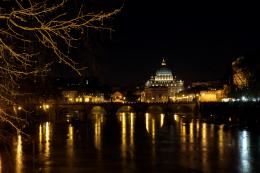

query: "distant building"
left=63, top=90, right=105, bottom=103
left=112, top=91, right=125, bottom=103
left=199, top=89, right=225, bottom=102
left=175, top=82, right=228, bottom=102
left=141, top=58, right=184, bottom=102
left=174, top=88, right=226, bottom=102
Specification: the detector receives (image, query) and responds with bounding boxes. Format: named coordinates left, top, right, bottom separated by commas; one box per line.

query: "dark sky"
left=2, top=0, right=259, bottom=86
left=50, top=1, right=260, bottom=87
left=96, top=1, right=260, bottom=87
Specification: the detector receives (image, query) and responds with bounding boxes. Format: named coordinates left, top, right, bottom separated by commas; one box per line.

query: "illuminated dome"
left=155, top=58, right=173, bottom=76
left=156, top=67, right=172, bottom=76
left=142, top=58, right=184, bottom=103
left=144, top=58, right=184, bottom=88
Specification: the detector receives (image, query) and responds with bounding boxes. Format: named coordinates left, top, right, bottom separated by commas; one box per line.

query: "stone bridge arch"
left=116, top=105, right=135, bottom=114
left=167, top=104, right=194, bottom=114
left=146, top=105, right=164, bottom=114
left=53, top=102, right=197, bottom=122
left=88, top=106, right=107, bottom=121
left=55, top=107, right=82, bottom=122
left=90, top=106, right=107, bottom=115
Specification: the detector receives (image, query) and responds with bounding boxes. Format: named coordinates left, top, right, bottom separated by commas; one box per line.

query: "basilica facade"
left=141, top=59, right=184, bottom=102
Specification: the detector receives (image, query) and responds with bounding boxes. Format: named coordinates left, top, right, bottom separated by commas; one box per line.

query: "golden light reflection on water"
left=174, top=114, right=179, bottom=122
left=151, top=119, right=156, bottom=142
left=16, top=134, right=23, bottom=173
left=218, top=125, right=224, bottom=160
left=201, top=123, right=209, bottom=172
left=173, top=114, right=181, bottom=134
left=179, top=118, right=212, bottom=172
left=145, top=113, right=149, bottom=133
left=145, top=113, right=164, bottom=143
left=181, top=122, right=186, bottom=144
left=67, top=124, right=74, bottom=161
left=118, top=112, right=135, bottom=159
left=196, top=120, right=200, bottom=137
left=160, top=113, right=164, bottom=127
left=121, top=113, right=126, bottom=158
left=45, top=122, right=50, bottom=158
left=189, top=120, right=194, bottom=143
left=0, top=112, right=255, bottom=173
left=94, top=114, right=103, bottom=151
left=39, top=124, right=42, bottom=153
left=130, top=113, right=134, bottom=148
left=38, top=122, right=52, bottom=159
left=202, top=123, right=207, bottom=147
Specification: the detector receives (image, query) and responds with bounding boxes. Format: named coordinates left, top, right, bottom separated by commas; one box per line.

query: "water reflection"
left=202, top=123, right=208, bottom=147
left=93, top=114, right=104, bottom=151
left=38, top=122, right=52, bottom=161
left=39, top=124, right=42, bottom=152
left=90, top=106, right=106, bottom=151
left=189, top=121, right=194, bottom=143
left=118, top=112, right=135, bottom=159
left=15, top=134, right=23, bottom=173
left=0, top=110, right=259, bottom=172
left=218, top=125, right=224, bottom=160
left=145, top=113, right=164, bottom=143
left=130, top=113, right=134, bottom=147
left=201, top=123, right=209, bottom=172
left=67, top=124, right=74, bottom=161
left=121, top=113, right=127, bottom=158
left=45, top=122, right=51, bottom=159
left=239, top=130, right=251, bottom=173
left=196, top=120, right=200, bottom=137
left=176, top=115, right=212, bottom=172
left=174, top=114, right=179, bottom=122
left=180, top=120, right=186, bottom=144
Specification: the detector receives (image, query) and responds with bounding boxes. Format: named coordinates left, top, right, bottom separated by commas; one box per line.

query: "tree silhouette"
left=0, top=0, right=120, bottom=131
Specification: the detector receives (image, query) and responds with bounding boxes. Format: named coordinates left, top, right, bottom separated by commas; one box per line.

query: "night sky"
left=57, top=1, right=260, bottom=87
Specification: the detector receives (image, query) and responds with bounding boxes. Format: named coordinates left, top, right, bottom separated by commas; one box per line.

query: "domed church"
left=141, top=58, right=184, bottom=102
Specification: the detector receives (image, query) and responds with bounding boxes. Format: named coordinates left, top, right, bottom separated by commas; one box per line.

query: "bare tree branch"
left=0, top=0, right=121, bottom=132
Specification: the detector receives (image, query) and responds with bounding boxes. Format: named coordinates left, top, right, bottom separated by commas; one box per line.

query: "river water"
left=0, top=109, right=260, bottom=173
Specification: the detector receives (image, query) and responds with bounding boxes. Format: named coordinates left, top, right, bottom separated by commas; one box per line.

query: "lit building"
left=141, top=58, right=184, bottom=102
left=112, top=91, right=125, bottom=103
left=199, top=89, right=225, bottom=102
left=63, top=91, right=105, bottom=103
left=174, top=84, right=228, bottom=102
left=232, top=57, right=251, bottom=89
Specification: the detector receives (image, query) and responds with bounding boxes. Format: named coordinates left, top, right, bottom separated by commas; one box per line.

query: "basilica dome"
left=156, top=67, right=173, bottom=76
left=142, top=58, right=184, bottom=102
left=142, top=58, right=184, bottom=103
left=155, top=59, right=173, bottom=76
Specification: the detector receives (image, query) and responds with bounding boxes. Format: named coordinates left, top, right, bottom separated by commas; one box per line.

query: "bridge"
left=49, top=102, right=198, bottom=121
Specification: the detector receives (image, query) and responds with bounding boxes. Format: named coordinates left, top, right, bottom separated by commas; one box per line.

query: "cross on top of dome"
left=161, top=58, right=166, bottom=66
left=156, top=58, right=172, bottom=77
